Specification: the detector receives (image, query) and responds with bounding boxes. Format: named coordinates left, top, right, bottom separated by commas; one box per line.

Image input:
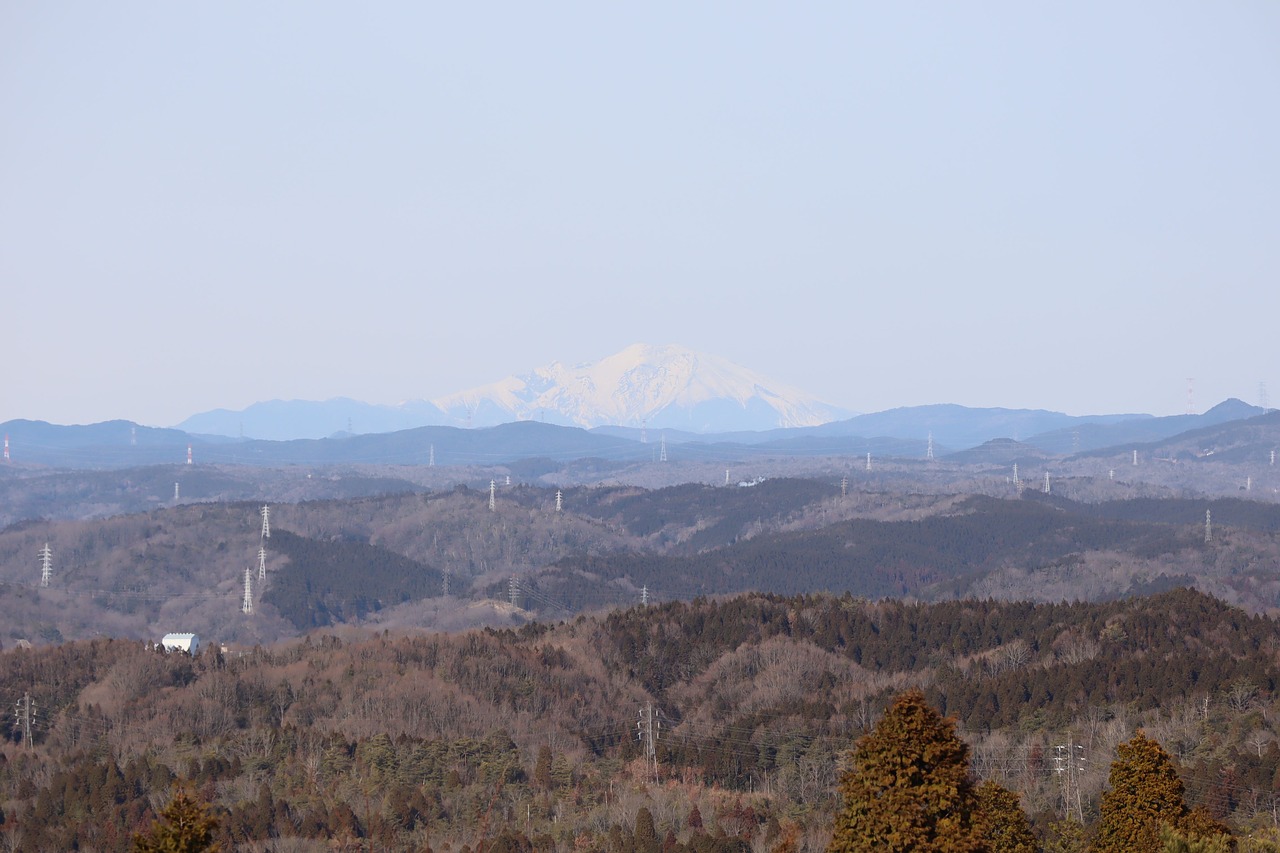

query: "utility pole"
left=15, top=692, right=35, bottom=749
left=637, top=703, right=661, bottom=784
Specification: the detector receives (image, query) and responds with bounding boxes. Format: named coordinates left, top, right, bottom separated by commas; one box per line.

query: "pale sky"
left=3, top=3, right=1277, bottom=427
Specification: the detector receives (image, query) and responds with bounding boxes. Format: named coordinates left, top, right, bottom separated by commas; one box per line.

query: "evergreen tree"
left=1092, top=730, right=1229, bottom=853
left=534, top=745, right=553, bottom=790
left=132, top=787, right=220, bottom=853
left=975, top=779, right=1039, bottom=853
left=1158, top=824, right=1232, bottom=853
left=827, top=688, right=984, bottom=853
left=1044, top=819, right=1086, bottom=853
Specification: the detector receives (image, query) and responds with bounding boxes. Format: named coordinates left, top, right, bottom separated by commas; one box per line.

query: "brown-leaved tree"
left=132, top=786, right=220, bottom=853
left=1091, top=730, right=1230, bottom=853
left=827, top=688, right=985, bottom=853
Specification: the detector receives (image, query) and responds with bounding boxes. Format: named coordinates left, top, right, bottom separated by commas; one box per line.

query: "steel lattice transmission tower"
left=242, top=568, right=253, bottom=615
left=39, top=543, right=52, bottom=588
left=258, top=546, right=268, bottom=582
left=260, top=505, right=271, bottom=539
left=14, top=693, right=35, bottom=749
left=637, top=703, right=662, bottom=784
left=489, top=480, right=496, bottom=511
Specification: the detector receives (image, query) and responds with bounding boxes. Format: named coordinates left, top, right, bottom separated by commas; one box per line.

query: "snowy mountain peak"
left=432, top=344, right=850, bottom=431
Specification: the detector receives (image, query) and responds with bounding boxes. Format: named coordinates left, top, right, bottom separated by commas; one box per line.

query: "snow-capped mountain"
left=431, top=344, right=851, bottom=431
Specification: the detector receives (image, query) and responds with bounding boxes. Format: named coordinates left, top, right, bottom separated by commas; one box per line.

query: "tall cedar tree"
left=133, top=787, right=220, bottom=853
left=1092, top=730, right=1230, bottom=853
left=828, top=688, right=984, bottom=853
left=975, top=779, right=1040, bottom=853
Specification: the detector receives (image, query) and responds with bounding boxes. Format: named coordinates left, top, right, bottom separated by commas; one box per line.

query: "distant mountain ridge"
left=432, top=343, right=850, bottom=431
left=178, top=344, right=851, bottom=438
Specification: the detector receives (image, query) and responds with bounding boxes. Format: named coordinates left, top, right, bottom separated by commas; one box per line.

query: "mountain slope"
left=176, top=397, right=447, bottom=440
left=432, top=343, right=851, bottom=431
left=1026, top=398, right=1267, bottom=454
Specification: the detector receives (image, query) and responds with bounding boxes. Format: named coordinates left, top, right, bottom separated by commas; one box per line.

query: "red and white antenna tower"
left=187, top=444, right=193, bottom=465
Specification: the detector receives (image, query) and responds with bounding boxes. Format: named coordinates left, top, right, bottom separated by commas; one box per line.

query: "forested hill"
left=4, top=589, right=1280, bottom=850
left=518, top=492, right=1280, bottom=611
left=7, top=480, right=1280, bottom=645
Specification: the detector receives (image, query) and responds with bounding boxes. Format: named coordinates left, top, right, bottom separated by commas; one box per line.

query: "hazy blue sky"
left=3, top=3, right=1277, bottom=426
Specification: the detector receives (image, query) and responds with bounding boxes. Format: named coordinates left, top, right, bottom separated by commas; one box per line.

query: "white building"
left=160, top=632, right=200, bottom=654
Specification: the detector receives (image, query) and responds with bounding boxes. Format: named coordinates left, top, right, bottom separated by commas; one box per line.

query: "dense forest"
left=5, top=589, right=1280, bottom=850
left=6, top=475, right=1280, bottom=647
